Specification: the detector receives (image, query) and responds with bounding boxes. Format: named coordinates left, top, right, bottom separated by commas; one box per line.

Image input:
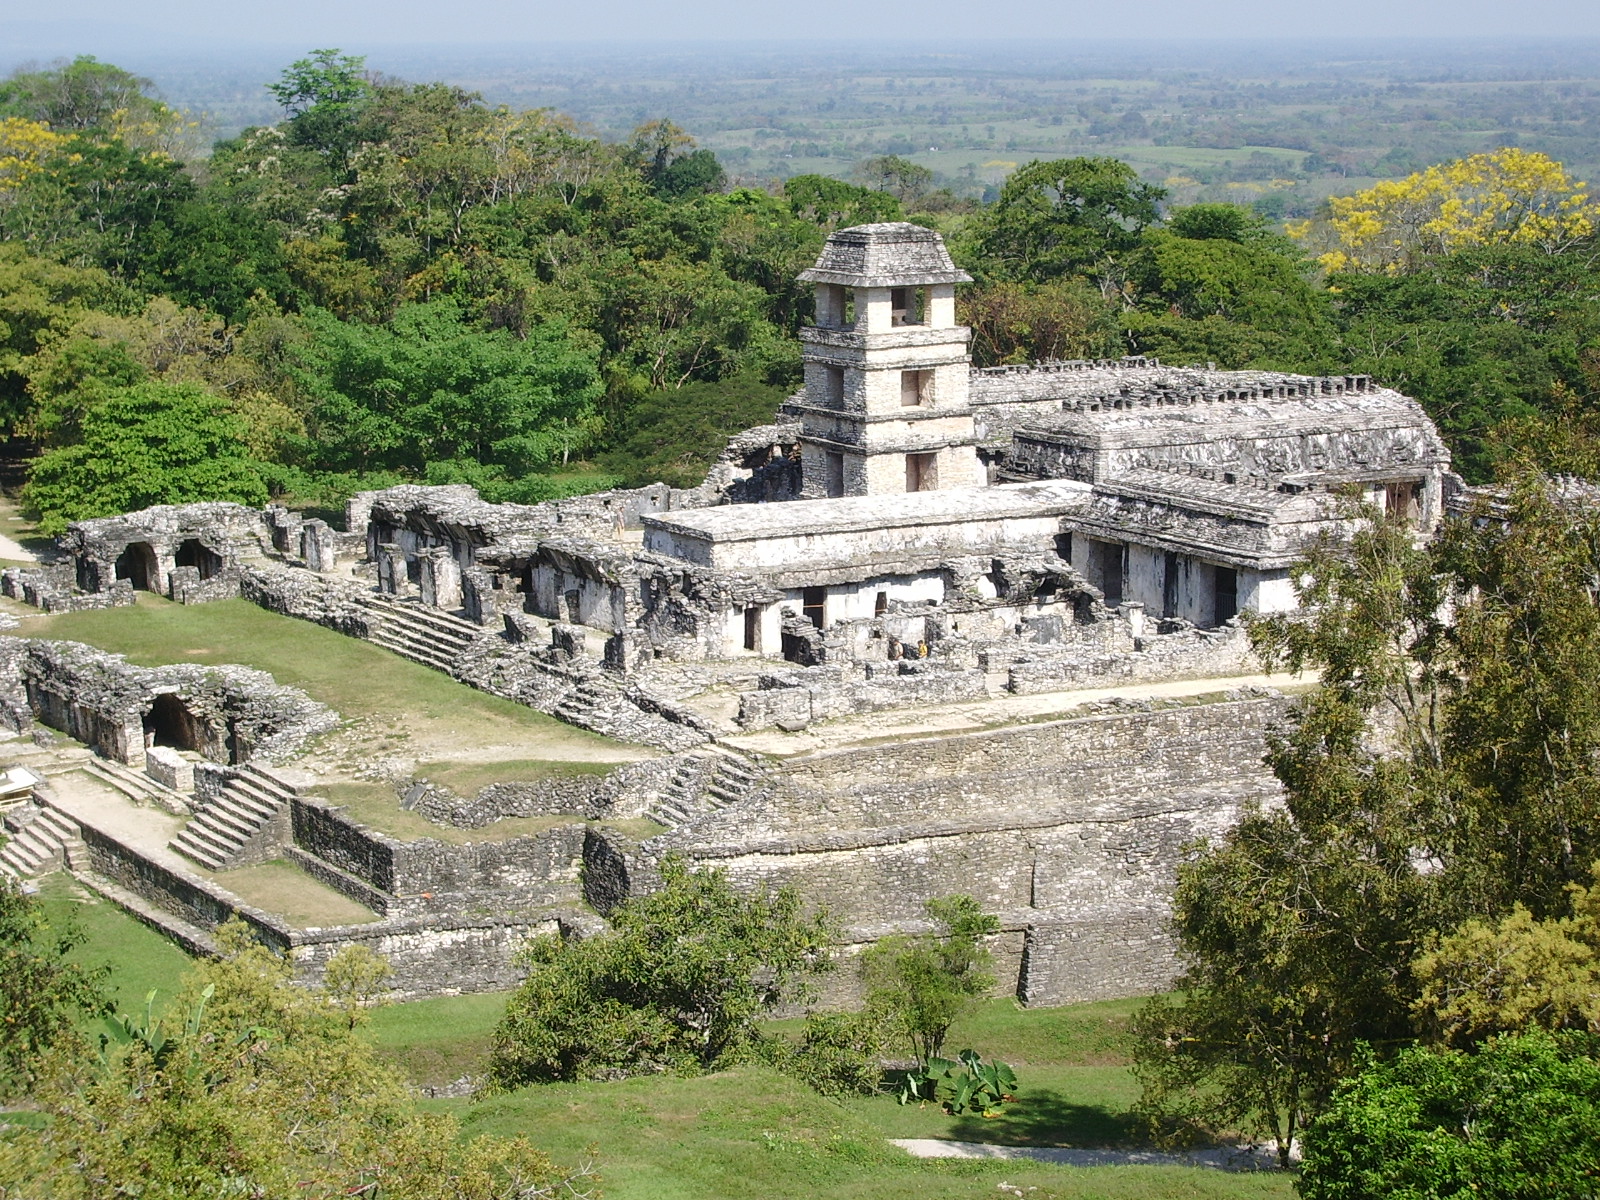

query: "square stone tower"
left=796, top=223, right=981, bottom=498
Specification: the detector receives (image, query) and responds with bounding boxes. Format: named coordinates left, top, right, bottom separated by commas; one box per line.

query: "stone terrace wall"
left=647, top=695, right=1286, bottom=1001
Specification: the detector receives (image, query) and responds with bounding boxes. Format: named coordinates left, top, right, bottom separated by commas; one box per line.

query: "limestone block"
left=144, top=744, right=195, bottom=793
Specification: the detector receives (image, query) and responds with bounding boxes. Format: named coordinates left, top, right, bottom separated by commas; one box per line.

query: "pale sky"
left=4, top=0, right=1600, bottom=49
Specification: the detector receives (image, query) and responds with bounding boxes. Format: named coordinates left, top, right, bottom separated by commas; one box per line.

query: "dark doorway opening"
left=174, top=538, right=223, bottom=581
left=114, top=542, right=159, bottom=591
left=143, top=693, right=203, bottom=753
left=1163, top=552, right=1181, bottom=618
left=743, top=606, right=762, bottom=652
left=1091, top=541, right=1123, bottom=606
left=802, top=586, right=827, bottom=629
left=1215, top=566, right=1238, bottom=623
left=874, top=591, right=889, bottom=617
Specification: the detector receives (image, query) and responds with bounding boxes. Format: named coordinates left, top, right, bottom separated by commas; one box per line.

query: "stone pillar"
left=301, top=519, right=338, bottom=573
left=418, top=547, right=462, bottom=610
left=376, top=544, right=409, bottom=596
left=265, top=505, right=304, bottom=554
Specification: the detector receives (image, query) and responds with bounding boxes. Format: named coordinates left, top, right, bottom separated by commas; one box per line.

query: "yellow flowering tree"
left=0, top=116, right=73, bottom=197
left=1302, top=148, right=1600, bottom=272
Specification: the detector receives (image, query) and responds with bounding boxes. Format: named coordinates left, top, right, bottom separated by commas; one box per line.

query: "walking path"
left=889, top=1138, right=1280, bottom=1171
left=0, top=531, right=40, bottom=562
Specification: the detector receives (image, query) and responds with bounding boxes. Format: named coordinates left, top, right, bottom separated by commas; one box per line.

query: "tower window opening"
left=901, top=369, right=933, bottom=407
left=906, top=452, right=938, bottom=493
left=890, top=286, right=927, bottom=327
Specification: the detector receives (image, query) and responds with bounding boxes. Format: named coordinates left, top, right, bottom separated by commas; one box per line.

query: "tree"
left=485, top=858, right=834, bottom=1086
left=287, top=299, right=603, bottom=475
left=0, top=56, right=162, bottom=135
left=22, top=381, right=269, bottom=534
left=267, top=49, right=372, bottom=170
left=958, top=279, right=1122, bottom=367
left=599, top=372, right=790, bottom=488
left=783, top=174, right=901, bottom=229
left=1134, top=505, right=1446, bottom=1167
left=862, top=894, right=998, bottom=1067
left=972, top=157, right=1164, bottom=283
left=851, top=155, right=934, bottom=206
left=2, top=922, right=593, bottom=1198
left=0, top=878, right=108, bottom=1100
left=1303, top=147, right=1600, bottom=273
left=1300, top=1033, right=1600, bottom=1200
left=1413, top=868, right=1600, bottom=1046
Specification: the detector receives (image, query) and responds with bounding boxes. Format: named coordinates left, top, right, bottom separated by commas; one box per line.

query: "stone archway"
left=114, top=542, right=159, bottom=591
left=174, top=538, right=223, bottom=581
left=143, top=692, right=204, bottom=753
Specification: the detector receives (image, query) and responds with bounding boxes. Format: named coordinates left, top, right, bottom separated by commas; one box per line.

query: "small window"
left=822, top=365, right=845, bottom=408
left=900, top=369, right=933, bottom=407
left=906, top=452, right=938, bottom=493
left=825, top=452, right=845, bottom=499
left=890, top=286, right=927, bottom=327
left=802, top=587, right=827, bottom=629
left=874, top=591, right=889, bottom=616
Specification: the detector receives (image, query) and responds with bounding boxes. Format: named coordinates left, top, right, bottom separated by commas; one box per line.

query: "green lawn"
left=9, top=595, right=645, bottom=772
left=34, top=889, right=1288, bottom=1198
left=36, top=874, right=194, bottom=1021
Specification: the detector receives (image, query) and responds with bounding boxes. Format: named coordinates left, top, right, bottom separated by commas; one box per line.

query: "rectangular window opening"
left=874, top=590, right=889, bottom=617
left=823, top=365, right=845, bottom=409
left=802, top=586, right=827, bottom=629
left=900, top=369, right=933, bottom=407
left=743, top=605, right=762, bottom=652
left=906, top=452, right=938, bottom=493
left=825, top=451, right=845, bottom=499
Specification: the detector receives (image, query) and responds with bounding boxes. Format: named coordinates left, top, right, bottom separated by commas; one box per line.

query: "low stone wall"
left=736, top=659, right=990, bottom=730
left=2, top=565, right=136, bottom=613
left=411, top=757, right=673, bottom=827
left=1018, top=912, right=1177, bottom=1005
left=1005, top=621, right=1256, bottom=695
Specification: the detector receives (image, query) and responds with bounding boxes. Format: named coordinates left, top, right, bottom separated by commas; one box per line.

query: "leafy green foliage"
left=1, top=922, right=592, bottom=1198
left=22, top=381, right=269, bottom=534
left=864, top=894, right=999, bottom=1068
left=600, top=372, right=791, bottom=488
left=0, top=878, right=108, bottom=1100
left=898, top=1048, right=1019, bottom=1117
left=782, top=1010, right=887, bottom=1097
left=1300, top=1033, right=1600, bottom=1200
left=485, top=859, right=835, bottom=1086
left=286, top=299, right=603, bottom=475
left=971, top=156, right=1164, bottom=282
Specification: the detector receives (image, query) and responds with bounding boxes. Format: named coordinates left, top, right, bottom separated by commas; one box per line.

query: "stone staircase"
left=553, top=677, right=627, bottom=731
left=0, top=804, right=85, bottom=881
left=361, top=593, right=480, bottom=672
left=648, top=746, right=768, bottom=828
left=84, top=756, right=191, bottom=814
left=169, top=764, right=298, bottom=871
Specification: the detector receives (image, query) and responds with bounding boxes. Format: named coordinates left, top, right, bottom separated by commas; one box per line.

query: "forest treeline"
left=1, top=50, right=1599, bottom=532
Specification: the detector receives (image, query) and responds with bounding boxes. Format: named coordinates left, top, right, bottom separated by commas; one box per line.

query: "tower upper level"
left=800, top=222, right=973, bottom=334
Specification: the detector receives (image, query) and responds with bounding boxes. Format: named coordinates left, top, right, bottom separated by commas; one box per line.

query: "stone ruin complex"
left=0, top=223, right=1463, bottom=1003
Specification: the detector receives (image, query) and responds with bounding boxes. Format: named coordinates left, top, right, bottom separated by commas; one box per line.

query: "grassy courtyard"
left=32, top=889, right=1292, bottom=1200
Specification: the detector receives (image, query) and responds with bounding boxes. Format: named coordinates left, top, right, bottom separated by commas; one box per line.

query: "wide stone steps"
left=84, top=757, right=189, bottom=812
left=361, top=594, right=479, bottom=673
left=0, top=805, right=84, bottom=880
left=169, top=763, right=298, bottom=872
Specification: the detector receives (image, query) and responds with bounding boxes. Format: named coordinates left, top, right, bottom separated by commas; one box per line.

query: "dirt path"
left=722, top=669, right=1315, bottom=759
left=0, top=531, right=38, bottom=562
left=889, top=1138, right=1279, bottom=1171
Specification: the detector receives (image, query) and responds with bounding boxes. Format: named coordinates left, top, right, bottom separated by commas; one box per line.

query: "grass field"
left=32, top=877, right=1290, bottom=1200
left=5, top=593, right=652, bottom=838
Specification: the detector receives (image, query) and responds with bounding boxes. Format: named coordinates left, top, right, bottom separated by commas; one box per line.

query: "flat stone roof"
left=643, top=481, right=1089, bottom=545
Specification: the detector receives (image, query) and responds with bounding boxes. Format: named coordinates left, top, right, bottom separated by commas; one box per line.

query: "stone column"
left=301, top=520, right=338, bottom=573
left=418, top=547, right=462, bottom=610
left=376, top=544, right=409, bottom=595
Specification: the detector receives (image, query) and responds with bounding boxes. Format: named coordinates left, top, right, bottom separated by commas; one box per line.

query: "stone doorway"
left=143, top=692, right=205, bottom=753
left=175, top=538, right=223, bottom=580
left=114, top=542, right=159, bottom=591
